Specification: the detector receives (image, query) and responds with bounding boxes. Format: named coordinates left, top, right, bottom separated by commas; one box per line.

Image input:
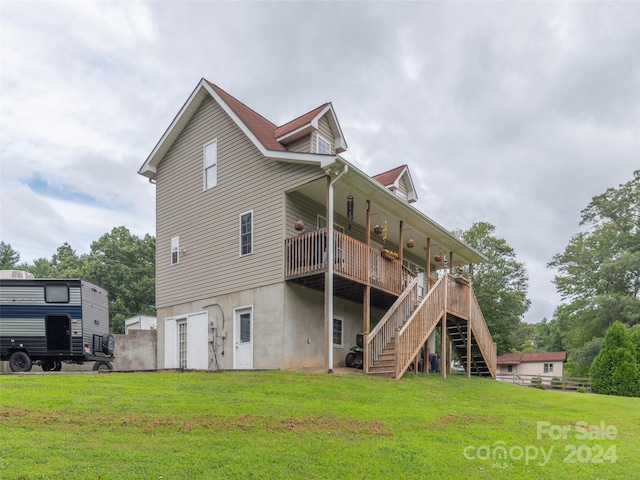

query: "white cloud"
left=1, top=1, right=638, bottom=325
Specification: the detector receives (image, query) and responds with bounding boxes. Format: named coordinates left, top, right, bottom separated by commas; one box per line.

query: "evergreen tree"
left=0, top=241, right=21, bottom=269
left=590, top=321, right=640, bottom=397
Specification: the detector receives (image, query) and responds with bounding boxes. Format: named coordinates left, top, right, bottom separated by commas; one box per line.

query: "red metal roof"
left=207, top=81, right=337, bottom=154
left=275, top=103, right=329, bottom=138
left=207, top=81, right=286, bottom=152
left=372, top=165, right=407, bottom=186
left=497, top=352, right=567, bottom=365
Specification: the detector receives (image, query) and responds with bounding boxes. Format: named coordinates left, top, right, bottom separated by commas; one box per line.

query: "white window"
left=317, top=134, right=331, bottom=154
left=177, top=319, right=187, bottom=369
left=333, top=317, right=343, bottom=347
left=204, top=139, right=217, bottom=190
left=544, top=363, right=553, bottom=373
left=240, top=211, right=253, bottom=256
left=171, top=236, right=179, bottom=265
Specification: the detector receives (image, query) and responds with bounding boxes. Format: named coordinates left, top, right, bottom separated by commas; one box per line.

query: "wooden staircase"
left=365, top=273, right=496, bottom=379
left=446, top=318, right=493, bottom=377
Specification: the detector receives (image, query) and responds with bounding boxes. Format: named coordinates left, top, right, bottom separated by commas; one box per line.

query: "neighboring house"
left=124, top=315, right=157, bottom=334
left=138, top=78, right=497, bottom=379
left=496, top=352, right=567, bottom=384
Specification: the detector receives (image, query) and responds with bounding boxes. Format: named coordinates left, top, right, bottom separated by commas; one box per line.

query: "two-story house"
left=138, top=79, right=496, bottom=378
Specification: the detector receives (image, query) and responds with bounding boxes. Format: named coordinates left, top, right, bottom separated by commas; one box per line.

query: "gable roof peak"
left=372, top=164, right=417, bottom=203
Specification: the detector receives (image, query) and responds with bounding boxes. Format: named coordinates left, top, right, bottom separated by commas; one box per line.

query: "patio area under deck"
left=285, top=228, right=415, bottom=310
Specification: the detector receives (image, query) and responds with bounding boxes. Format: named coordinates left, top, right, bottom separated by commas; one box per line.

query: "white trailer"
left=0, top=271, right=114, bottom=372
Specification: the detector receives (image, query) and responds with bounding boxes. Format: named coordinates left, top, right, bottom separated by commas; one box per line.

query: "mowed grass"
left=0, top=370, right=638, bottom=480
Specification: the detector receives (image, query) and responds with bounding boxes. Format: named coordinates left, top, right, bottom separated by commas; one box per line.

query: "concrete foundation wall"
left=0, top=330, right=157, bottom=373
left=155, top=283, right=285, bottom=370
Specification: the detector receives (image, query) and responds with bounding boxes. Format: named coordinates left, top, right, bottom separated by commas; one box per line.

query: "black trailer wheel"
left=102, top=334, right=115, bottom=355
left=93, top=361, right=113, bottom=371
left=9, top=351, right=32, bottom=372
left=53, top=361, right=62, bottom=371
left=345, top=352, right=356, bottom=368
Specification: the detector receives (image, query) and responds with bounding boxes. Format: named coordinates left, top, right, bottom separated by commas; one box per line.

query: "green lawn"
left=0, top=370, right=638, bottom=479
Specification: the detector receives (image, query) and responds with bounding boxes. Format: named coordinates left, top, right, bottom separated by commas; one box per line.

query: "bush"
left=577, top=387, right=586, bottom=393
left=590, top=321, right=640, bottom=397
left=531, top=376, right=542, bottom=387
left=551, top=377, right=562, bottom=389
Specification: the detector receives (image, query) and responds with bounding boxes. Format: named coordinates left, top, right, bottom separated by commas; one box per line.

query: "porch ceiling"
left=289, top=168, right=487, bottom=266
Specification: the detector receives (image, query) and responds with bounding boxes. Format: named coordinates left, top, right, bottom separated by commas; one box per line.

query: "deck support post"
left=449, top=251, right=454, bottom=274
left=398, top=220, right=404, bottom=266
left=425, top=237, right=431, bottom=290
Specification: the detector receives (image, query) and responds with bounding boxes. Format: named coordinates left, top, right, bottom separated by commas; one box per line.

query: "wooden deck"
left=285, top=229, right=414, bottom=301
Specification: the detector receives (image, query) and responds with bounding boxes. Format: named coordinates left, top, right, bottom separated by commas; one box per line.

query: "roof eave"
left=326, top=157, right=488, bottom=264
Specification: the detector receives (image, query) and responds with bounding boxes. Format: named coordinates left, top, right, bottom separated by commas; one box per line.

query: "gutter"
left=326, top=164, right=348, bottom=373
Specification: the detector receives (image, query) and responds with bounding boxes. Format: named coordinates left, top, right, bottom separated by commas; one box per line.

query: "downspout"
left=327, top=164, right=348, bottom=373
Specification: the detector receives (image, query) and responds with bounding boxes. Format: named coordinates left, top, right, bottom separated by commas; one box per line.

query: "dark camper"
left=0, top=271, right=114, bottom=372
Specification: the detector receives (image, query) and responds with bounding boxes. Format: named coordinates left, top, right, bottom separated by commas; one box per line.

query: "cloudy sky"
left=1, top=1, right=638, bottom=323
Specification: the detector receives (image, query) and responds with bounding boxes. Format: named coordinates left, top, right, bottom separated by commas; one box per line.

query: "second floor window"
left=204, top=139, right=217, bottom=190
left=240, top=211, right=253, bottom=256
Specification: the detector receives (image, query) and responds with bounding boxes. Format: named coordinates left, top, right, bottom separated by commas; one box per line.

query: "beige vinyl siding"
left=283, top=134, right=311, bottom=153
left=396, top=175, right=409, bottom=201
left=156, top=95, right=324, bottom=308
left=317, top=115, right=334, bottom=153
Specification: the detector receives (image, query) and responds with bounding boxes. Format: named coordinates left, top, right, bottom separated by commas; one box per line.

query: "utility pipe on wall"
left=327, top=164, right=348, bottom=373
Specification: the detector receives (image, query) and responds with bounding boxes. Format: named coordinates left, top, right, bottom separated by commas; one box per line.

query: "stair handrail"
left=394, top=275, right=446, bottom=378
left=467, top=289, right=497, bottom=379
left=365, top=276, right=419, bottom=372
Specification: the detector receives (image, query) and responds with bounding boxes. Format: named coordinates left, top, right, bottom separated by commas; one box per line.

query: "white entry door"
left=233, top=307, right=253, bottom=369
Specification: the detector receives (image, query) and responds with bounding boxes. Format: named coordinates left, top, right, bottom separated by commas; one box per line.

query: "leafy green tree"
left=590, top=321, right=640, bottom=397
left=549, top=171, right=640, bottom=373
left=457, top=222, right=531, bottom=354
left=86, top=227, right=156, bottom=334
left=0, top=241, right=21, bottom=269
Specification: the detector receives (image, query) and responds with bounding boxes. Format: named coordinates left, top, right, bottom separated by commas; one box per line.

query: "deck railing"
left=365, top=276, right=420, bottom=372
left=394, top=275, right=446, bottom=377
left=468, top=290, right=497, bottom=378
left=285, top=229, right=413, bottom=296
left=368, top=272, right=497, bottom=379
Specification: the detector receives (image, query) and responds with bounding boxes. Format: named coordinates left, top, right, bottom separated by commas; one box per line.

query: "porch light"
left=294, top=219, right=305, bottom=231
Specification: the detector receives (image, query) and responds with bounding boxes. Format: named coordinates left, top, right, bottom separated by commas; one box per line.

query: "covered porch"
left=283, top=164, right=495, bottom=378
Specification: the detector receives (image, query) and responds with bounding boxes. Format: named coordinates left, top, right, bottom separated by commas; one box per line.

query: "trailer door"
left=45, top=314, right=71, bottom=351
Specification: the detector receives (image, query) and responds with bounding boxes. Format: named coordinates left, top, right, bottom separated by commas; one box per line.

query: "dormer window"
left=395, top=190, right=407, bottom=202
left=317, top=134, right=331, bottom=154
